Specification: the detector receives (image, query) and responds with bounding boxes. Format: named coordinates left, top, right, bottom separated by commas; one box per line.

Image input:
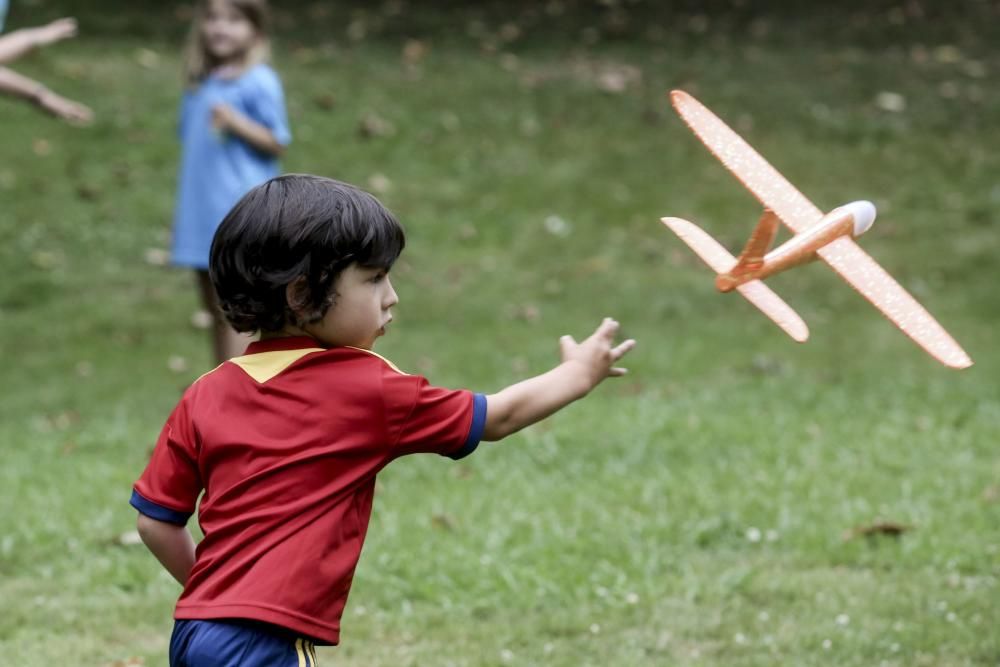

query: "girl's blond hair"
left=182, top=0, right=272, bottom=86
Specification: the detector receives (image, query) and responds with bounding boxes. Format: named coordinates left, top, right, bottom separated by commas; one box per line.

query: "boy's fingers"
left=559, top=335, right=576, bottom=356
left=612, top=339, right=636, bottom=360
left=595, top=317, right=619, bottom=340
left=608, top=367, right=629, bottom=377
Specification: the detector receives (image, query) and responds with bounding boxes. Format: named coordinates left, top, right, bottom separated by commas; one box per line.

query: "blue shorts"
left=170, top=619, right=318, bottom=667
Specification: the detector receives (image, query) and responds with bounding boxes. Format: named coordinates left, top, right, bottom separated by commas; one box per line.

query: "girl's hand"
left=559, top=318, right=636, bottom=390
left=211, top=103, right=237, bottom=132
left=34, top=18, right=79, bottom=47
left=36, top=89, right=93, bottom=125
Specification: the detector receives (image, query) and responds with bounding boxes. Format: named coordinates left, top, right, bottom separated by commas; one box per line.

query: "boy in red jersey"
left=131, top=174, right=636, bottom=666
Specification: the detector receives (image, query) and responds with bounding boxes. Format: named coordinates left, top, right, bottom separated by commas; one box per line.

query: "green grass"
left=2, top=4, right=999, bottom=665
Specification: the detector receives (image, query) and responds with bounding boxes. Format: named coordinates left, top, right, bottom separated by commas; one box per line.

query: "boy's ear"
left=285, top=276, right=310, bottom=319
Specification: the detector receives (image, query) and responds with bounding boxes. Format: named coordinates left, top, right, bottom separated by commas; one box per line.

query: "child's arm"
left=482, top=318, right=636, bottom=441
left=212, top=103, right=286, bottom=157
left=136, top=514, right=196, bottom=586
left=0, top=18, right=79, bottom=64
left=0, top=66, right=93, bottom=123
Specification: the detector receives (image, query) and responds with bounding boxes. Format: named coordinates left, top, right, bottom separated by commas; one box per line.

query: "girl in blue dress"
left=174, top=0, right=291, bottom=362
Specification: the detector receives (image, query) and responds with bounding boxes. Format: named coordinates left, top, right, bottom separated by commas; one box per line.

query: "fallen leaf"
left=498, top=23, right=522, bottom=42
left=314, top=93, right=336, bottom=111
left=499, top=53, right=519, bottom=72
left=76, top=183, right=102, bottom=201
left=507, top=304, right=540, bottom=322
left=190, top=310, right=213, bottom=330
left=843, top=521, right=913, bottom=541
left=402, top=39, right=428, bottom=65
left=451, top=464, right=474, bottom=480
left=544, top=214, right=571, bottom=237
left=874, top=91, right=906, bottom=112
left=167, top=356, right=189, bottom=373
left=116, top=530, right=143, bottom=547
left=347, top=19, right=367, bottom=42
left=358, top=113, right=395, bottom=139
left=134, top=48, right=160, bottom=69
left=144, top=248, right=170, bottom=266
left=30, top=250, right=62, bottom=270
left=933, top=45, right=962, bottom=64
left=33, top=138, right=52, bottom=156
left=367, top=173, right=391, bottom=194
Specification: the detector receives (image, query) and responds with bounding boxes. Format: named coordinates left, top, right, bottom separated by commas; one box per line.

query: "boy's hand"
left=482, top=318, right=636, bottom=441
left=34, top=18, right=79, bottom=47
left=559, top=317, right=636, bottom=390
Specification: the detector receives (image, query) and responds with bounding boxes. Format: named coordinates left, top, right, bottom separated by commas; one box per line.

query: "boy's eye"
left=370, top=271, right=386, bottom=283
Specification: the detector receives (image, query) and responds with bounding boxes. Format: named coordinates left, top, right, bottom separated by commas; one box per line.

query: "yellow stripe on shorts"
left=296, top=638, right=307, bottom=667
left=295, top=637, right=319, bottom=666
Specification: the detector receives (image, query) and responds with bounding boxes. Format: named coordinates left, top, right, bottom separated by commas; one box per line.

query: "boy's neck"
left=259, top=325, right=313, bottom=342
left=259, top=331, right=305, bottom=342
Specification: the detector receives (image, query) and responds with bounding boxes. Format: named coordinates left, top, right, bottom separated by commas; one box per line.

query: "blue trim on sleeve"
left=130, top=489, right=192, bottom=526
left=447, top=393, right=487, bottom=460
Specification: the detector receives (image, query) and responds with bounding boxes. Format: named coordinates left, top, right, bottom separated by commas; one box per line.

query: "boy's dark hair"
left=210, top=174, right=405, bottom=333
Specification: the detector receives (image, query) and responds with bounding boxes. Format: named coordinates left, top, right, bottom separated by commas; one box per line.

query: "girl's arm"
left=483, top=318, right=636, bottom=441
left=0, top=18, right=79, bottom=64
left=212, top=103, right=285, bottom=157
left=136, top=513, right=196, bottom=586
left=0, top=66, right=93, bottom=123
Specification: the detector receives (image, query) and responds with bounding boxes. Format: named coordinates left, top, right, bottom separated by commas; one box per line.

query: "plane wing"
left=670, top=89, right=973, bottom=369
left=662, top=217, right=809, bottom=342
left=670, top=90, right=823, bottom=234
left=817, top=237, right=972, bottom=368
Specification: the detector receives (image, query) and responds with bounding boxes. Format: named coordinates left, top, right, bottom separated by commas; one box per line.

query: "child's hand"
left=559, top=318, right=636, bottom=390
left=482, top=318, right=636, bottom=441
left=36, top=89, right=93, bottom=125
left=34, top=18, right=79, bottom=47
left=211, top=103, right=237, bottom=132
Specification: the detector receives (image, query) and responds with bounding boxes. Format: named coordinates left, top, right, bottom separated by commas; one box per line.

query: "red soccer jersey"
left=131, top=336, right=486, bottom=644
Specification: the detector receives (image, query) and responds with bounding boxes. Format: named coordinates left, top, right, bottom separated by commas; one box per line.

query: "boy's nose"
left=384, top=279, right=399, bottom=308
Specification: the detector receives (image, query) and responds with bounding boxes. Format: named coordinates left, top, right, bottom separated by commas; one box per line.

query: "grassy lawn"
left=1, top=3, right=998, bottom=665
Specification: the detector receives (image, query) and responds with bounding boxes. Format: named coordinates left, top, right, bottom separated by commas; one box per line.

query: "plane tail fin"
left=731, top=209, right=780, bottom=276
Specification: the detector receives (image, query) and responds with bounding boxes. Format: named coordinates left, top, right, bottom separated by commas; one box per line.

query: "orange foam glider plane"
left=662, top=90, right=972, bottom=369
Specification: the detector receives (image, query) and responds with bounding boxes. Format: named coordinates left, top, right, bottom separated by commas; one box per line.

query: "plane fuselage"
left=715, top=201, right=876, bottom=292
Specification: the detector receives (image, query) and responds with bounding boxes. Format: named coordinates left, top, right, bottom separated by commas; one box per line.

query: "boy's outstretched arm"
left=482, top=318, right=636, bottom=441
left=136, top=514, right=196, bottom=586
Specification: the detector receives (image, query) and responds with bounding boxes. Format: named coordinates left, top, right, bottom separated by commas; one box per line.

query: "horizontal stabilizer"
left=661, top=216, right=809, bottom=342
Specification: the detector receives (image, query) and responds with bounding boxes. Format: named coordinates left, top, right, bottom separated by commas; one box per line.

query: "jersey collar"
left=244, top=336, right=325, bottom=355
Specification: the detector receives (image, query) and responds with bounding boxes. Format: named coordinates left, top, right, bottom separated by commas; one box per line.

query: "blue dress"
left=0, top=0, right=9, bottom=33
left=172, top=64, right=291, bottom=269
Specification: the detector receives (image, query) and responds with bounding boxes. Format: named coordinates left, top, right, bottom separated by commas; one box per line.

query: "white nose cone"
left=843, top=200, right=877, bottom=236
